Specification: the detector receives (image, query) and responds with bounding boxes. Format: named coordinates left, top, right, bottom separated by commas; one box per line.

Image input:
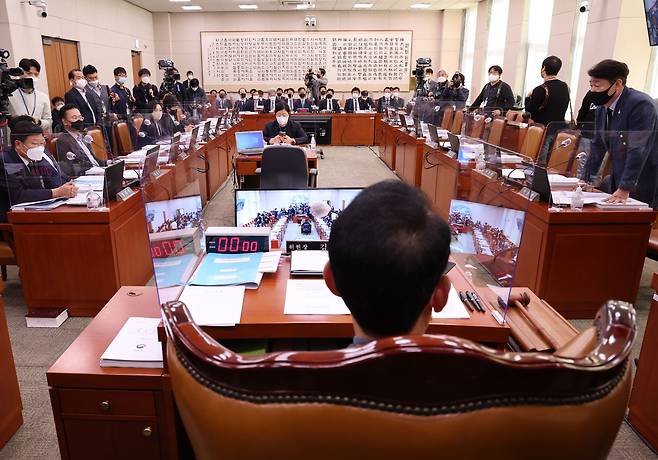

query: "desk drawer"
left=58, top=389, right=156, bottom=416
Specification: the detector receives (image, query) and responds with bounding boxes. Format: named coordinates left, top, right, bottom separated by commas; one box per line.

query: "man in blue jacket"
left=582, top=59, right=658, bottom=208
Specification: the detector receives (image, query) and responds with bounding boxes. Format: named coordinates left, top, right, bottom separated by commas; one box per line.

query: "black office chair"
left=258, top=146, right=318, bottom=188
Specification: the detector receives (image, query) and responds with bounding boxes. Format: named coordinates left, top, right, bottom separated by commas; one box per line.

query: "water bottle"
left=310, top=134, right=316, bottom=151
left=475, top=152, right=486, bottom=171
left=571, top=186, right=584, bottom=211
left=86, top=190, right=102, bottom=210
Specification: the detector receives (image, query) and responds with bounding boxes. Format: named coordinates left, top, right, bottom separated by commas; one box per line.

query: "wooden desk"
left=469, top=169, right=656, bottom=318
left=379, top=122, right=426, bottom=187
left=235, top=150, right=319, bottom=190
left=0, top=279, right=22, bottom=449
left=628, top=272, right=658, bottom=451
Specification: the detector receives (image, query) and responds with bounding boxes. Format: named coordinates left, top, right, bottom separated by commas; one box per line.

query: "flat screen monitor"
left=141, top=148, right=159, bottom=184
left=235, top=131, right=265, bottom=154
left=189, top=125, right=200, bottom=149
left=201, top=120, right=211, bottom=141
left=235, top=188, right=363, bottom=249
left=103, top=160, right=125, bottom=202
left=168, top=133, right=181, bottom=163
left=645, top=0, right=658, bottom=46
left=145, top=195, right=203, bottom=233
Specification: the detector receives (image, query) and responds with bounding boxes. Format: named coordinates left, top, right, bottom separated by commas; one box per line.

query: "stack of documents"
left=290, top=250, right=329, bottom=276
left=258, top=251, right=282, bottom=273
left=100, top=317, right=163, bottom=368
left=284, top=279, right=350, bottom=315
left=189, top=253, right=264, bottom=288
left=11, top=197, right=68, bottom=211
left=548, top=174, right=580, bottom=189
left=73, top=176, right=104, bottom=191
left=431, top=285, right=471, bottom=319
left=500, top=153, right=524, bottom=164
left=551, top=190, right=649, bottom=209
left=178, top=285, right=245, bottom=326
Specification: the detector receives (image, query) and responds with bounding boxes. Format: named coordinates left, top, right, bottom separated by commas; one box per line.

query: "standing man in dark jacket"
left=65, top=68, right=102, bottom=129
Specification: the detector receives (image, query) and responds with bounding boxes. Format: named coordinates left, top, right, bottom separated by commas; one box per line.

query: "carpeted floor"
left=0, top=146, right=656, bottom=459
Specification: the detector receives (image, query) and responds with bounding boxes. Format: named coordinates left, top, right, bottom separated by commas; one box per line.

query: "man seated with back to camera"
left=323, top=180, right=452, bottom=345
left=55, top=104, right=108, bottom=177
left=262, top=103, right=309, bottom=145
left=0, top=116, right=77, bottom=221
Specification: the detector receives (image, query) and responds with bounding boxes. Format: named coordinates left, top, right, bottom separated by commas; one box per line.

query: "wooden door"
left=42, top=37, right=79, bottom=100
left=131, top=51, right=142, bottom=87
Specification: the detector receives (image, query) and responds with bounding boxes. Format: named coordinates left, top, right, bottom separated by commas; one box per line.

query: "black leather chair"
left=258, top=146, right=317, bottom=188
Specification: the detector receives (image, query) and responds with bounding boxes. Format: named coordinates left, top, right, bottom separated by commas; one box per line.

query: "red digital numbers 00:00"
left=215, top=237, right=259, bottom=253
left=150, top=239, right=185, bottom=258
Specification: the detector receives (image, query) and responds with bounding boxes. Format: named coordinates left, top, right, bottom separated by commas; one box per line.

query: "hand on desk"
left=53, top=182, right=79, bottom=199
left=269, top=135, right=295, bottom=145
left=604, top=188, right=630, bottom=204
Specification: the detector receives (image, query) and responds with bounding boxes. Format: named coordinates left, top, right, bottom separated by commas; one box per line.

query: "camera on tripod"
left=304, top=68, right=315, bottom=89
left=158, top=58, right=180, bottom=94
left=413, top=57, right=432, bottom=97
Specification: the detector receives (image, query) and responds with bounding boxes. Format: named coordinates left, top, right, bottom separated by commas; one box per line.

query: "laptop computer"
left=188, top=125, right=200, bottom=150
left=398, top=112, right=407, bottom=130
left=235, top=131, right=265, bottom=155
left=427, top=124, right=440, bottom=144
left=103, top=160, right=125, bottom=202
left=167, top=133, right=181, bottom=164
left=201, top=120, right=211, bottom=141
left=141, top=148, right=160, bottom=184
left=447, top=133, right=461, bottom=155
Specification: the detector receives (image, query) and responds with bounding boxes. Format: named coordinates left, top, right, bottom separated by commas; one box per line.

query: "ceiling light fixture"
left=410, top=3, right=431, bottom=8
left=239, top=4, right=259, bottom=8
left=181, top=5, right=202, bottom=10
left=353, top=3, right=373, bottom=8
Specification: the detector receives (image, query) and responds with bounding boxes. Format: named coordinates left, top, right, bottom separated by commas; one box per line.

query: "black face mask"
left=71, top=120, right=85, bottom=131
left=452, top=79, right=462, bottom=87
left=287, top=93, right=294, bottom=98
left=588, top=85, right=616, bottom=106
left=276, top=92, right=283, bottom=97
left=19, top=78, right=34, bottom=90
left=320, top=91, right=326, bottom=96
left=327, top=94, right=333, bottom=99
left=299, top=93, right=306, bottom=98
left=169, top=108, right=178, bottom=116
left=240, top=93, right=246, bottom=99
left=219, top=93, right=225, bottom=99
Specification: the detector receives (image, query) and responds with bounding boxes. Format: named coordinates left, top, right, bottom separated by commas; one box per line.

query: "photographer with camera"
left=305, top=68, right=328, bottom=103
left=133, top=68, right=159, bottom=112
left=8, top=58, right=52, bottom=132
left=159, top=65, right=184, bottom=102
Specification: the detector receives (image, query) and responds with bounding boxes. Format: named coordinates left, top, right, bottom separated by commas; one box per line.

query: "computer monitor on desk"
left=201, top=120, right=211, bottom=141
left=141, top=148, right=159, bottom=184
left=167, top=134, right=181, bottom=164
left=189, top=125, right=200, bottom=151
left=235, top=131, right=265, bottom=155
left=104, top=160, right=125, bottom=201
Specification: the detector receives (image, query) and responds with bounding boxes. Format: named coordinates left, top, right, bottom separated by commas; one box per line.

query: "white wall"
left=153, top=10, right=444, bottom=94
left=0, top=0, right=155, bottom=98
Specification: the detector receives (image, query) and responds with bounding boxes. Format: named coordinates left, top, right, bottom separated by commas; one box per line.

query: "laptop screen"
left=236, top=131, right=265, bottom=152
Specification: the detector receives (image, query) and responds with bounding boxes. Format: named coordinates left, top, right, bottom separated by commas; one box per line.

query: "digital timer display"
left=206, top=235, right=269, bottom=254
left=150, top=237, right=194, bottom=258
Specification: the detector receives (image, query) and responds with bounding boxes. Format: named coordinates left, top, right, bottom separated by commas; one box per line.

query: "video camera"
left=0, top=48, right=25, bottom=147
left=158, top=58, right=180, bottom=94
left=304, top=68, right=316, bottom=89
left=413, top=57, right=432, bottom=97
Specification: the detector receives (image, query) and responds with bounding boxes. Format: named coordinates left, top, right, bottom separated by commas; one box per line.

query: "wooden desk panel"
left=628, top=272, right=658, bottom=451
left=420, top=147, right=460, bottom=221
left=331, top=113, right=376, bottom=145
left=0, top=279, right=22, bottom=449
left=235, top=150, right=318, bottom=189
left=379, top=122, right=398, bottom=170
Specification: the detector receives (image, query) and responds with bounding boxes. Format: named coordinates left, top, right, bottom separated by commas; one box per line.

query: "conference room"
left=1, top=0, right=658, bottom=458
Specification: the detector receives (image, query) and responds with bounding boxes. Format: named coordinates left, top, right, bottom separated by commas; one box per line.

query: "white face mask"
left=26, top=145, right=45, bottom=162
left=141, top=76, right=150, bottom=84
left=437, top=76, right=447, bottom=83
left=187, top=75, right=193, bottom=80
left=55, top=103, right=64, bottom=111
left=252, top=94, right=258, bottom=99
left=488, top=73, right=500, bottom=83
left=191, top=86, right=198, bottom=91
left=384, top=92, right=391, bottom=98
left=152, top=111, right=163, bottom=121
left=352, top=92, right=360, bottom=98
left=87, top=79, right=99, bottom=87
left=393, top=91, right=399, bottom=97
left=276, top=115, right=289, bottom=126
left=74, top=78, right=87, bottom=89
left=117, top=76, right=128, bottom=85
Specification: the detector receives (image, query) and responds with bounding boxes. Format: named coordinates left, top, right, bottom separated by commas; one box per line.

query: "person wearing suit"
left=262, top=103, right=309, bottom=145
left=55, top=105, right=108, bottom=178
left=582, top=59, right=658, bottom=208
left=345, top=87, right=367, bottom=113
left=234, top=88, right=249, bottom=111
left=360, top=90, right=374, bottom=111
left=137, top=101, right=168, bottom=148
left=391, top=87, right=405, bottom=109
left=292, top=87, right=312, bottom=111
left=319, top=89, right=340, bottom=113
left=182, top=70, right=194, bottom=92
left=83, top=65, right=112, bottom=117
left=215, top=89, right=233, bottom=110
left=377, top=87, right=393, bottom=113
left=64, top=68, right=102, bottom=130
left=0, top=117, right=76, bottom=221
left=161, top=94, right=186, bottom=137
left=243, top=89, right=264, bottom=112
left=133, top=68, right=159, bottom=112
left=260, top=90, right=277, bottom=114
left=422, top=68, right=440, bottom=97
left=470, top=65, right=515, bottom=115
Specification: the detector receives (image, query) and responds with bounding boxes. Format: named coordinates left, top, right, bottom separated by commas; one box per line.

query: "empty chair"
left=440, top=106, right=454, bottom=131
left=505, top=110, right=518, bottom=122
left=86, top=128, right=108, bottom=161
left=519, top=124, right=546, bottom=161
left=259, top=145, right=317, bottom=188
left=487, top=117, right=506, bottom=146
left=0, top=224, right=17, bottom=281
left=132, top=115, right=144, bottom=134
left=163, top=299, right=635, bottom=460
left=451, top=110, right=464, bottom=134
left=547, top=130, right=580, bottom=173
left=465, top=112, right=486, bottom=139
left=114, top=121, right=134, bottom=156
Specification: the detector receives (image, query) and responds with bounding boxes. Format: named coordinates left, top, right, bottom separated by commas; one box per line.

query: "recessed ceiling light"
left=296, top=3, right=314, bottom=9
left=239, top=4, right=259, bottom=8
left=169, top=0, right=191, bottom=3
left=181, top=5, right=202, bottom=10
left=410, top=3, right=431, bottom=8
left=353, top=3, right=373, bottom=8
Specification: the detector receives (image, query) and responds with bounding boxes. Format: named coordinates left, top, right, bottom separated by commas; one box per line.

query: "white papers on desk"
left=85, top=166, right=105, bottom=176
left=290, top=250, right=329, bottom=276
left=551, top=190, right=649, bottom=209
left=501, top=168, right=526, bottom=180
left=431, top=285, right=470, bottom=319
left=284, top=280, right=350, bottom=315
left=258, top=251, right=282, bottom=273
left=124, top=169, right=139, bottom=180
left=500, top=153, right=524, bottom=164
left=100, top=317, right=163, bottom=368
left=74, top=176, right=104, bottom=191
left=178, top=285, right=245, bottom=326
left=548, top=174, right=579, bottom=187
left=66, top=193, right=89, bottom=206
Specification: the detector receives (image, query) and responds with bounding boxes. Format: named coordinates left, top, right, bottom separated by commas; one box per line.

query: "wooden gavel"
left=508, top=291, right=560, bottom=350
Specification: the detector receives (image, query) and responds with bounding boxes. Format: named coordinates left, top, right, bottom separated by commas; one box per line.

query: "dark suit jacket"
left=0, top=148, right=69, bottom=221
left=391, top=96, right=405, bottom=109
left=55, top=130, right=107, bottom=177
left=215, top=96, right=233, bottom=110
left=110, top=83, right=135, bottom=118
left=261, top=99, right=277, bottom=113
left=377, top=96, right=395, bottom=113
left=243, top=98, right=265, bottom=112
left=161, top=113, right=185, bottom=137
left=133, top=83, right=159, bottom=112
left=583, top=87, right=658, bottom=208
left=65, top=88, right=102, bottom=128
left=344, top=98, right=368, bottom=113
left=318, top=98, right=340, bottom=113
left=262, top=120, right=309, bottom=145
left=234, top=98, right=249, bottom=111
left=137, top=116, right=168, bottom=148
left=293, top=98, right=312, bottom=111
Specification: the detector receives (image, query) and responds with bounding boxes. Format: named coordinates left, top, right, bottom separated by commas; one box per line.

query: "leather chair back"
left=487, top=117, right=506, bottom=146
left=260, top=146, right=309, bottom=189
left=441, top=106, right=454, bottom=131
left=519, top=124, right=546, bottom=161
left=45, top=135, right=57, bottom=159
left=505, top=110, right=518, bottom=122
left=133, top=116, right=144, bottom=134
left=114, top=121, right=134, bottom=156
left=450, top=110, right=464, bottom=134
left=86, top=128, right=108, bottom=161
left=465, top=112, right=486, bottom=139
left=547, top=130, right=580, bottom=173
left=163, top=300, right=635, bottom=460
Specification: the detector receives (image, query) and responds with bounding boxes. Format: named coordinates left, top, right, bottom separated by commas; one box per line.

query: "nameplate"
left=152, top=169, right=164, bottom=178
left=286, top=240, right=328, bottom=253
left=482, top=169, right=498, bottom=180
left=178, top=152, right=189, bottom=161
left=116, top=187, right=136, bottom=202
left=519, top=187, right=540, bottom=202
left=446, top=150, right=458, bottom=159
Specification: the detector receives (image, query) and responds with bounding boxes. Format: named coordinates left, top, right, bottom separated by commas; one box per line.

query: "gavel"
left=504, top=292, right=561, bottom=350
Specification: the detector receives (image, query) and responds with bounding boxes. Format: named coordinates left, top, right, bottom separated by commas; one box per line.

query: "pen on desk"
left=471, top=292, right=485, bottom=313
left=458, top=291, right=475, bottom=312
left=465, top=291, right=482, bottom=313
